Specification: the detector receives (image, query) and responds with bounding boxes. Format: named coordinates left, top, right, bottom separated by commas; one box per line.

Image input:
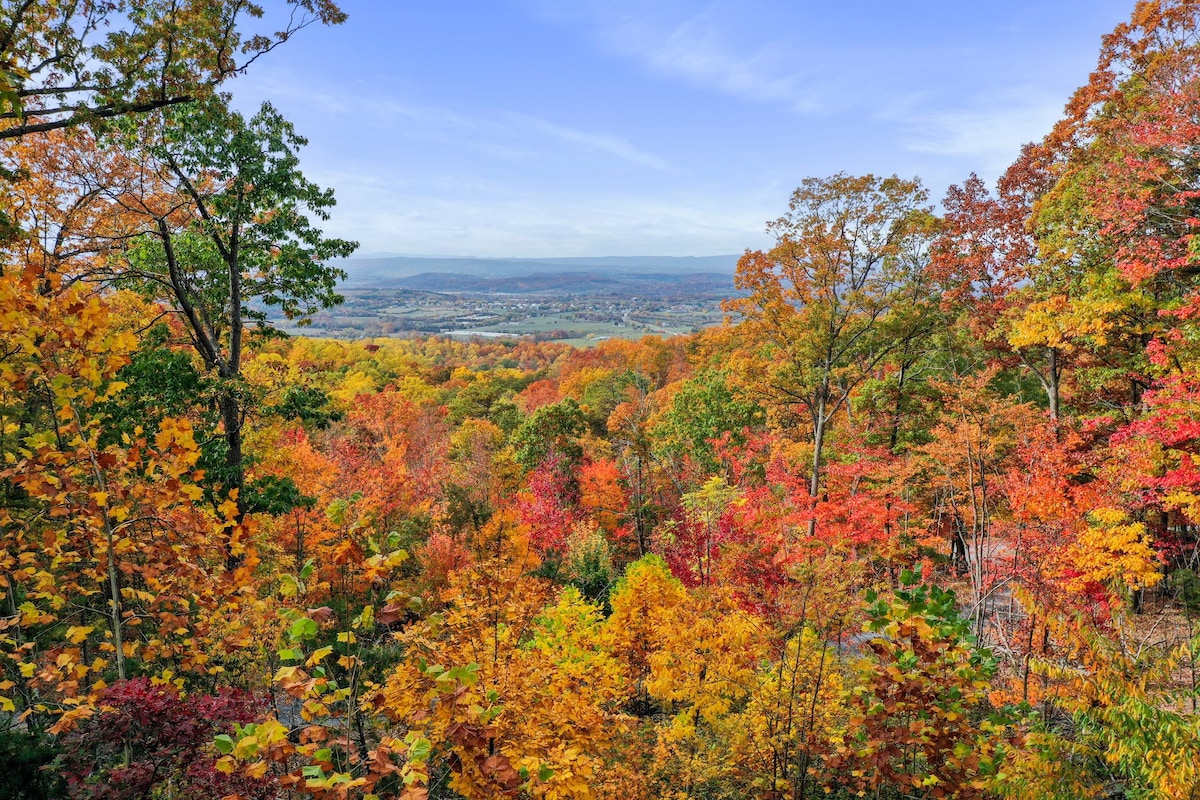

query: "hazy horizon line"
left=343, top=252, right=744, bottom=261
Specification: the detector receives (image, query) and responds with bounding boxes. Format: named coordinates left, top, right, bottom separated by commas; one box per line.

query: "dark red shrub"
left=58, top=678, right=273, bottom=800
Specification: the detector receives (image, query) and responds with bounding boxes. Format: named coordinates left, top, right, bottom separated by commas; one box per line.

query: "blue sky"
left=232, top=0, right=1134, bottom=257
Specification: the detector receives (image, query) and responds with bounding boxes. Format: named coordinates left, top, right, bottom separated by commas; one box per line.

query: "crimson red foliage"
left=59, top=678, right=272, bottom=800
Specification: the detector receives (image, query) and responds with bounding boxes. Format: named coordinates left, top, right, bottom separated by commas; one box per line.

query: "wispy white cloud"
left=520, top=1, right=1082, bottom=140
left=611, top=14, right=822, bottom=110
left=882, top=90, right=1065, bottom=175
left=234, top=69, right=670, bottom=170
left=526, top=2, right=835, bottom=113
left=507, top=113, right=671, bottom=170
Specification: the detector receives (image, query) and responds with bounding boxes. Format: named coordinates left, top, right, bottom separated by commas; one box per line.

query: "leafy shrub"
left=58, top=679, right=272, bottom=800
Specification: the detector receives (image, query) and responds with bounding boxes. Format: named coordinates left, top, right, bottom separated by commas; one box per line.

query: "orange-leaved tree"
left=728, top=174, right=939, bottom=536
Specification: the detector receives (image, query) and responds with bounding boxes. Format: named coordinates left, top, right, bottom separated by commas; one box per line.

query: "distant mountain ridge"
left=333, top=255, right=739, bottom=289
left=387, top=270, right=735, bottom=296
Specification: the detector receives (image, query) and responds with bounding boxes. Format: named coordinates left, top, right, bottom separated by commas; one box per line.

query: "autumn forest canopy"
left=6, top=1, right=1200, bottom=799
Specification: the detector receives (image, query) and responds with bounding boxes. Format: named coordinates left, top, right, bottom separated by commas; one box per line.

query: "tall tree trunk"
left=883, top=361, right=911, bottom=543
left=76, top=405, right=127, bottom=682
left=219, top=391, right=246, bottom=568
left=888, top=361, right=909, bottom=452
left=1046, top=346, right=1060, bottom=422
left=807, top=412, right=826, bottom=538
left=219, top=393, right=244, bottom=514
left=1022, top=346, right=1062, bottom=422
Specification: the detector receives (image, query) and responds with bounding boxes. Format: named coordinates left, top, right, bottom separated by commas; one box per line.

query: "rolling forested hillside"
left=4, top=2, right=1200, bottom=799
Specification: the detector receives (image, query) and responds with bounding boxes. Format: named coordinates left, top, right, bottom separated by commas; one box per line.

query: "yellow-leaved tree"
left=376, top=511, right=629, bottom=800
